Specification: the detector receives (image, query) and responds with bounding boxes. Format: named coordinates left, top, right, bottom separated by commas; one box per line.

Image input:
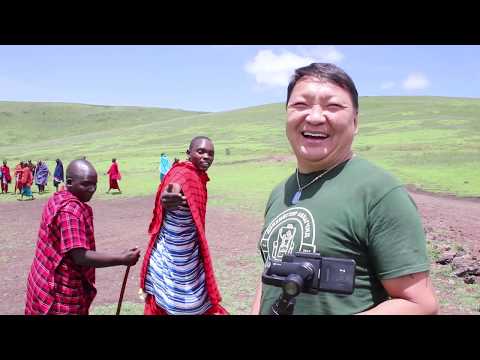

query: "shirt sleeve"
left=57, top=209, right=93, bottom=255
left=367, top=186, right=430, bottom=280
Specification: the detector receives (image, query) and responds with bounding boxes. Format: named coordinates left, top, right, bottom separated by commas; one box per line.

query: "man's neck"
left=297, top=151, right=354, bottom=174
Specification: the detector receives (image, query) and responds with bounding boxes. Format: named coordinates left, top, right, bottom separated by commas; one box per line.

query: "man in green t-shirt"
left=252, top=63, right=438, bottom=315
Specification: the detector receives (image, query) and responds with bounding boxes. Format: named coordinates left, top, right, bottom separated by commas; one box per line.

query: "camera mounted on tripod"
left=262, top=252, right=356, bottom=314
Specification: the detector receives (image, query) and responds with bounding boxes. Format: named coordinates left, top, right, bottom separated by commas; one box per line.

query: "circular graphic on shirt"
left=259, top=207, right=316, bottom=261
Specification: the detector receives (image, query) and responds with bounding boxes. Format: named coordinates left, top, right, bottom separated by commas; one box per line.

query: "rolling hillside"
left=1, top=97, right=479, bottom=209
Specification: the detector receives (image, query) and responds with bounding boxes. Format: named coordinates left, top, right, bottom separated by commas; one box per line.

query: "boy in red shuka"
left=139, top=136, right=228, bottom=315
left=106, top=158, right=122, bottom=194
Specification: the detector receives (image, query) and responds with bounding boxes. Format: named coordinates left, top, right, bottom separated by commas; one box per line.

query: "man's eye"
left=293, top=102, right=308, bottom=108
left=328, top=104, right=343, bottom=109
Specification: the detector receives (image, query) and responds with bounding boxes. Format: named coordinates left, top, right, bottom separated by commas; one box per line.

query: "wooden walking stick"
left=116, top=265, right=131, bottom=315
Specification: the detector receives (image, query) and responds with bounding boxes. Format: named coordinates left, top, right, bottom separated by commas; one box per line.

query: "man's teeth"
left=303, top=132, right=329, bottom=138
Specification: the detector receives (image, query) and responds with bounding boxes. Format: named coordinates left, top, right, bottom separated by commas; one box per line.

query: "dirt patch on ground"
left=0, top=195, right=263, bottom=315
left=1, top=189, right=478, bottom=315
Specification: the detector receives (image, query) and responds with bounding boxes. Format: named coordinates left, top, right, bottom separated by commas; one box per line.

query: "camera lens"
left=283, top=274, right=303, bottom=297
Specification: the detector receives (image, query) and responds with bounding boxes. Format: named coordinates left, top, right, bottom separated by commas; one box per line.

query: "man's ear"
left=66, top=178, right=73, bottom=187
left=353, top=112, right=359, bottom=135
left=186, top=148, right=191, bottom=160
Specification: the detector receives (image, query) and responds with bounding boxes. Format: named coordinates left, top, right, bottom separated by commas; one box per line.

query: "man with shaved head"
left=25, top=159, right=141, bottom=315
left=139, top=136, right=228, bottom=315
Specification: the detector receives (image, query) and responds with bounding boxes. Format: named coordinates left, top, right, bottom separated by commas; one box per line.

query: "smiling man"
left=252, top=63, right=439, bottom=315
left=139, top=136, right=228, bottom=315
left=25, top=159, right=140, bottom=315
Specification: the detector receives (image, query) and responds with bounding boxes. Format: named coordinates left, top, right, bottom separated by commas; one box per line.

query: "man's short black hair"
left=286, top=63, right=359, bottom=111
left=189, top=136, right=212, bottom=150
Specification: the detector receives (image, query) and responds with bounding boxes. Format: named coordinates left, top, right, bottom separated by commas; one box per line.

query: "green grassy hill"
left=1, top=97, right=479, bottom=211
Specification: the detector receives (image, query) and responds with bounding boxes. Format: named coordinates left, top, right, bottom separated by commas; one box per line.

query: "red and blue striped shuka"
left=139, top=161, right=228, bottom=315
left=25, top=190, right=97, bottom=315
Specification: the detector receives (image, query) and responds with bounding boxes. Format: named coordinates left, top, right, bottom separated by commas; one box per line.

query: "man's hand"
left=121, top=247, right=141, bottom=266
left=161, top=183, right=187, bottom=210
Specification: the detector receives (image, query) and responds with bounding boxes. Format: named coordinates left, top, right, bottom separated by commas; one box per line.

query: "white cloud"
left=245, top=46, right=345, bottom=88
left=402, top=72, right=430, bottom=90
left=298, top=45, right=345, bottom=63
left=380, top=81, right=396, bottom=90
left=245, top=49, right=314, bottom=87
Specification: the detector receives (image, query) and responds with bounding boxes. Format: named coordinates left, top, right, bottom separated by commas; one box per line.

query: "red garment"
left=1, top=165, right=10, bottom=192
left=107, top=162, right=122, bottom=181
left=139, top=161, right=227, bottom=314
left=144, top=294, right=228, bottom=315
left=109, top=178, right=120, bottom=190
left=1, top=165, right=11, bottom=183
left=14, top=165, right=23, bottom=191
left=21, top=167, right=33, bottom=187
left=25, top=190, right=97, bottom=315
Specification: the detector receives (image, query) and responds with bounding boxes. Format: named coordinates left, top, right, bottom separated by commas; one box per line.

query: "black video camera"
left=262, top=252, right=356, bottom=314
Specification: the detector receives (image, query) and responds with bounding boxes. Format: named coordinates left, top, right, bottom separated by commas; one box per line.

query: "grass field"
left=1, top=96, right=479, bottom=209
left=2, top=98, right=479, bottom=315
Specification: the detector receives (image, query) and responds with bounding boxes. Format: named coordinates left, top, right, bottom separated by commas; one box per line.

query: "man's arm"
left=357, top=271, right=438, bottom=315
left=161, top=183, right=187, bottom=210
left=69, top=247, right=140, bottom=268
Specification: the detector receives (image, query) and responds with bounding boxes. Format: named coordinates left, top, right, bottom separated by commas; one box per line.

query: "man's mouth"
left=301, top=131, right=330, bottom=140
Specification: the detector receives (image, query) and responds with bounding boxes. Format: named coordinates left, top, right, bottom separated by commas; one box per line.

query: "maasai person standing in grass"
left=25, top=159, right=141, bottom=315
left=28, top=160, right=36, bottom=179
left=53, top=159, right=65, bottom=192
left=139, top=136, right=228, bottom=315
left=159, top=153, right=172, bottom=182
left=34, top=160, right=50, bottom=193
left=20, top=162, right=34, bottom=200
left=1, top=160, right=12, bottom=194
left=14, top=161, right=24, bottom=195
left=106, top=158, right=122, bottom=194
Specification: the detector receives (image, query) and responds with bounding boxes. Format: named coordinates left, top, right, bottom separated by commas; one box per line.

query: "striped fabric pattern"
left=140, top=161, right=223, bottom=307
left=144, top=206, right=211, bottom=315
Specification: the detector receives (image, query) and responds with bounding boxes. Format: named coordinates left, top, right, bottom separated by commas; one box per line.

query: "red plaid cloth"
left=25, top=190, right=97, bottom=315
left=139, top=161, right=226, bottom=312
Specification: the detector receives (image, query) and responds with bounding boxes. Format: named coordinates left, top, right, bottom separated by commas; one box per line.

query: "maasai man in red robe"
left=106, top=158, right=122, bottom=194
left=20, top=162, right=34, bottom=200
left=14, top=162, right=24, bottom=194
left=139, top=136, right=228, bottom=315
left=25, top=159, right=140, bottom=315
left=1, top=160, right=12, bottom=193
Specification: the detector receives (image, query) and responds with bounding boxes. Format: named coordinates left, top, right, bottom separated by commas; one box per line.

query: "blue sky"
left=0, top=45, right=478, bottom=112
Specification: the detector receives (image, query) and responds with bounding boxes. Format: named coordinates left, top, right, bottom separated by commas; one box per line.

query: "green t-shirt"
left=258, top=156, right=430, bottom=315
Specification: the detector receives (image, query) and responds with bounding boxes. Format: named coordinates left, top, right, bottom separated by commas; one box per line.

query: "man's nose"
left=306, top=105, right=326, bottom=124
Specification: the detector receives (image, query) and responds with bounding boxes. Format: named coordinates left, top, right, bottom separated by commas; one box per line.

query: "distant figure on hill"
left=139, top=136, right=228, bottom=315
left=14, top=162, right=24, bottom=195
left=106, top=158, right=122, bottom=194
left=159, top=153, right=172, bottom=182
left=25, top=159, right=141, bottom=315
left=53, top=159, right=65, bottom=192
left=34, top=160, right=50, bottom=193
left=0, top=160, right=11, bottom=194
left=20, top=162, right=34, bottom=200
